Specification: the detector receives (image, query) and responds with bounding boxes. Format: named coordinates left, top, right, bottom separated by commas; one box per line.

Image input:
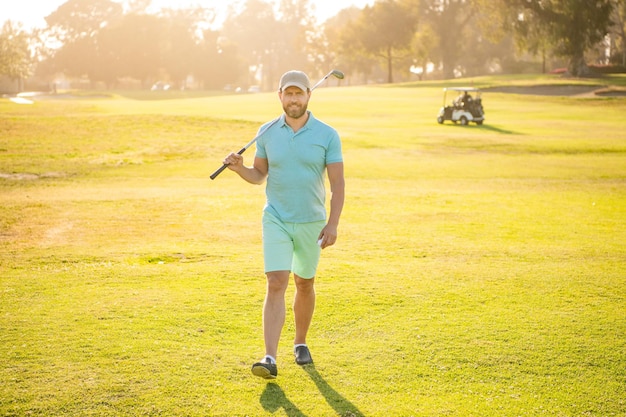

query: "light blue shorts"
left=262, top=211, right=325, bottom=279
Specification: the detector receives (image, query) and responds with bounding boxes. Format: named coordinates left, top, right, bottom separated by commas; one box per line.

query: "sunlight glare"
left=1, top=0, right=375, bottom=30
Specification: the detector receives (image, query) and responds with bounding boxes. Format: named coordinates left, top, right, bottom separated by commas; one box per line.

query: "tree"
left=111, top=14, right=165, bottom=86
left=158, top=7, right=213, bottom=88
left=45, top=0, right=123, bottom=41
left=220, top=0, right=316, bottom=90
left=342, top=0, right=419, bottom=83
left=479, top=0, right=615, bottom=76
left=419, top=0, right=477, bottom=79
left=195, top=29, right=244, bottom=89
left=0, top=21, right=33, bottom=90
left=609, top=0, right=626, bottom=66
left=275, top=0, right=316, bottom=78
left=44, top=0, right=124, bottom=86
left=409, top=22, right=439, bottom=80
left=221, top=0, right=282, bottom=89
left=310, top=6, right=369, bottom=83
left=39, top=0, right=229, bottom=89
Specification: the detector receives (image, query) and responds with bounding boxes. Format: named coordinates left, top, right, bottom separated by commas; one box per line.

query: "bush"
left=589, top=64, right=626, bottom=74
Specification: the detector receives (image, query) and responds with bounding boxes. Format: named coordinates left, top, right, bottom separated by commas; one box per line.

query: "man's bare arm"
left=223, top=154, right=268, bottom=185
left=319, top=162, right=345, bottom=248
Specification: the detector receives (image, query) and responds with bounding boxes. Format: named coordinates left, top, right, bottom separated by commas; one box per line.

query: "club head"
left=331, top=69, right=345, bottom=80
left=311, top=69, right=345, bottom=90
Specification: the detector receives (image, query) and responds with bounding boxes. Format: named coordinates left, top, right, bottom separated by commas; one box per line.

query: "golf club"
left=210, top=69, right=344, bottom=180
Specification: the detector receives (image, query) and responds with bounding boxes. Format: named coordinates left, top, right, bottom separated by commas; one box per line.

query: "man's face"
left=280, top=86, right=310, bottom=119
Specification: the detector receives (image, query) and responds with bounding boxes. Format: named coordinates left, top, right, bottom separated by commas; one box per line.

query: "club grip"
left=210, top=147, right=247, bottom=180
left=209, top=164, right=228, bottom=180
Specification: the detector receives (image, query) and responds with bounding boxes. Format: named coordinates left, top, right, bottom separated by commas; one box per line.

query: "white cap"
left=279, top=70, right=310, bottom=91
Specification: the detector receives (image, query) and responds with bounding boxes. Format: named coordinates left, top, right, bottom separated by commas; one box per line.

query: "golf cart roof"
left=443, top=87, right=480, bottom=92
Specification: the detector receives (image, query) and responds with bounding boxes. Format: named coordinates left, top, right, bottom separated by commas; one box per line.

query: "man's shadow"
left=260, top=383, right=307, bottom=417
left=303, top=364, right=365, bottom=417
left=259, top=365, right=365, bottom=416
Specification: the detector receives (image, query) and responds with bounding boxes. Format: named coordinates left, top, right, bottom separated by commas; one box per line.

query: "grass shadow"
left=260, top=383, right=308, bottom=417
left=303, top=364, right=365, bottom=417
left=444, top=123, right=521, bottom=135
left=441, top=123, right=521, bottom=135
left=478, top=124, right=521, bottom=135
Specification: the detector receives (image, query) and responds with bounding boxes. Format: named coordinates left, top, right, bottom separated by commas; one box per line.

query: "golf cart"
left=437, top=87, right=484, bottom=125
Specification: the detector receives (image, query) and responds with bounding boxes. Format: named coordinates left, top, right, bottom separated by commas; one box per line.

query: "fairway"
left=1, top=77, right=625, bottom=416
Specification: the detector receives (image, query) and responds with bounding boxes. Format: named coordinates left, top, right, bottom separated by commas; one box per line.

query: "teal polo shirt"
left=255, top=111, right=343, bottom=223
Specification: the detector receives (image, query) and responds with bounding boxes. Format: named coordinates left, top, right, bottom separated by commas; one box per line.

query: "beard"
left=283, top=102, right=308, bottom=119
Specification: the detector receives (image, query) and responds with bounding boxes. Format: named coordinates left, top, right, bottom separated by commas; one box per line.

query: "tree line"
left=1, top=0, right=625, bottom=92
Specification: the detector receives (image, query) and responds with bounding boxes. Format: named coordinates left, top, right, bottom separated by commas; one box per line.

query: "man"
left=222, top=70, right=345, bottom=379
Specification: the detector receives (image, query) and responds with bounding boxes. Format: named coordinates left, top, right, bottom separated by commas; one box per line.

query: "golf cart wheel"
left=476, top=120, right=483, bottom=125
left=460, top=116, right=468, bottom=126
left=437, top=116, right=444, bottom=124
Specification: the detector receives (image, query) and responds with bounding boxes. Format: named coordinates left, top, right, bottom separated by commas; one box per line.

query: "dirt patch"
left=593, top=87, right=626, bottom=97
left=0, top=172, right=67, bottom=180
left=43, top=221, right=75, bottom=246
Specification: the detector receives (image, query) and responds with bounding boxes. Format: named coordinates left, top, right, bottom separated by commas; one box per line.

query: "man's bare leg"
left=293, top=275, right=315, bottom=347
left=263, top=270, right=290, bottom=360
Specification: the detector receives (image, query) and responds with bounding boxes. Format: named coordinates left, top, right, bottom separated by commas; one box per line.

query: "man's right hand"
left=223, top=153, right=244, bottom=172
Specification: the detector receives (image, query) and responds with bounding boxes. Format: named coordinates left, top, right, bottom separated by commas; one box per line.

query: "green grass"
left=1, top=74, right=625, bottom=416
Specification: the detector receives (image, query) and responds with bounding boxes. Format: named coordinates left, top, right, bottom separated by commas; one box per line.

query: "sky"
left=1, top=0, right=375, bottom=30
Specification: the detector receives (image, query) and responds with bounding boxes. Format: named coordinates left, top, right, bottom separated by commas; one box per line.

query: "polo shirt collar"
left=279, top=111, right=314, bottom=130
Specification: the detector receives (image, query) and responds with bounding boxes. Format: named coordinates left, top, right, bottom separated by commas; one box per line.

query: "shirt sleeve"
left=255, top=138, right=266, bottom=159
left=255, top=118, right=281, bottom=159
left=326, top=130, right=343, bottom=164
